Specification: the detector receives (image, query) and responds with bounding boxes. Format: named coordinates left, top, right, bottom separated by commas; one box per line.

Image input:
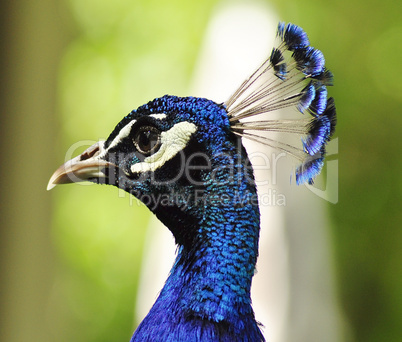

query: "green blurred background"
left=0, top=0, right=401, bottom=341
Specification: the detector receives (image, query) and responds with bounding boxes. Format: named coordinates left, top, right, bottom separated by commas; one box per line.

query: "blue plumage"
left=303, top=98, right=337, bottom=156
left=298, top=81, right=316, bottom=113
left=309, top=85, right=328, bottom=115
left=293, top=46, right=325, bottom=76
left=48, top=22, right=336, bottom=341
left=278, top=22, right=310, bottom=50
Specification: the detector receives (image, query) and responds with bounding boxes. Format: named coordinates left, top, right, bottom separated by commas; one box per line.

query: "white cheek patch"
left=130, top=121, right=197, bottom=174
left=150, top=113, right=167, bottom=120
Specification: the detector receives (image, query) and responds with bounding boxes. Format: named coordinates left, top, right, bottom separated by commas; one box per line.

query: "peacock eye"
left=132, top=125, right=161, bottom=156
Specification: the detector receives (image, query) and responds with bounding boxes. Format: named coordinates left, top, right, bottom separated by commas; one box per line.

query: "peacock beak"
left=47, top=141, right=116, bottom=191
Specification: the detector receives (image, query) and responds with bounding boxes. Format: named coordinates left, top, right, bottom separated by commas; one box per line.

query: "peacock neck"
left=131, top=139, right=264, bottom=341
left=166, top=142, right=260, bottom=318
left=166, top=193, right=261, bottom=322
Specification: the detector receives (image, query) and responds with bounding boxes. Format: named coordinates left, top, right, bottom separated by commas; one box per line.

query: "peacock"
left=48, top=22, right=336, bottom=342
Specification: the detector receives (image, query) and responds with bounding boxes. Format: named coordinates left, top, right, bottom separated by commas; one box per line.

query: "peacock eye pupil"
left=133, top=126, right=161, bottom=156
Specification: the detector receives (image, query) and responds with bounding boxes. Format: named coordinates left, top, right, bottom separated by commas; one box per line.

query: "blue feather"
left=293, top=46, right=325, bottom=76
left=277, top=22, right=310, bottom=50
left=270, top=48, right=287, bottom=80
left=227, top=23, right=336, bottom=185
left=303, top=106, right=333, bottom=155
left=298, top=81, right=316, bottom=113
left=313, top=68, right=334, bottom=86
left=296, top=148, right=326, bottom=185
left=309, top=85, right=327, bottom=115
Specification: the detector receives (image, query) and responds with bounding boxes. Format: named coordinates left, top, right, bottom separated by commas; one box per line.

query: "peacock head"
left=48, top=95, right=242, bottom=194
left=47, top=95, right=258, bottom=246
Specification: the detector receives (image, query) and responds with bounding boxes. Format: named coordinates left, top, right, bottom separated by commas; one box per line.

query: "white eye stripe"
left=130, top=121, right=197, bottom=174
left=102, top=113, right=166, bottom=156
left=102, top=120, right=137, bottom=155
left=150, top=113, right=167, bottom=120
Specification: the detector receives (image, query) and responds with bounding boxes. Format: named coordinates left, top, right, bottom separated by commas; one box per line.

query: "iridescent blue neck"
left=131, top=145, right=264, bottom=341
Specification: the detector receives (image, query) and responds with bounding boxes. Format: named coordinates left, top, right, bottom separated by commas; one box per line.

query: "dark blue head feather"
left=298, top=81, right=316, bottom=113
left=295, top=147, right=326, bottom=185
left=293, top=46, right=325, bottom=76
left=313, top=68, right=334, bottom=86
left=270, top=48, right=287, bottom=80
left=277, top=22, right=310, bottom=50
left=309, top=85, right=328, bottom=115
left=303, top=98, right=336, bottom=155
